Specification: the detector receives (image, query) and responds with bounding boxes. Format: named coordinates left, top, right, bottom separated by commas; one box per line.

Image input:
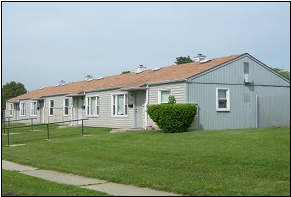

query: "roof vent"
left=200, top=59, right=211, bottom=64
left=152, top=67, right=161, bottom=71
left=85, top=75, right=93, bottom=81
left=136, top=65, right=146, bottom=73
left=59, top=80, right=66, bottom=85
left=193, top=54, right=206, bottom=62
left=55, top=80, right=65, bottom=87
left=97, top=77, right=104, bottom=80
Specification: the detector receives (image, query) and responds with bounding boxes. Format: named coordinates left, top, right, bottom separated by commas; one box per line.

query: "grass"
left=1, top=169, right=110, bottom=196
left=1, top=123, right=290, bottom=196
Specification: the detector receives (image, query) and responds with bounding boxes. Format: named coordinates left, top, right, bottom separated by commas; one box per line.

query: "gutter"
left=66, top=93, right=85, bottom=97
left=43, top=92, right=70, bottom=98
left=120, top=87, right=148, bottom=91
left=84, top=86, right=123, bottom=93
left=8, top=100, right=20, bottom=103
left=147, top=78, right=187, bottom=86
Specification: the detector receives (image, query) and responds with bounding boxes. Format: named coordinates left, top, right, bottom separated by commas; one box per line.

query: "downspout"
left=70, top=104, right=73, bottom=126
left=255, top=92, right=258, bottom=128
left=42, top=101, right=45, bottom=124
left=144, top=84, right=149, bottom=130
left=197, top=104, right=200, bottom=130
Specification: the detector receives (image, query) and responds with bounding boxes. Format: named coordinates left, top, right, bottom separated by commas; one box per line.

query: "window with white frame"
left=49, top=100, right=54, bottom=116
left=158, top=90, right=171, bottom=104
left=63, top=99, right=69, bottom=116
left=20, top=103, right=26, bottom=116
left=9, top=103, right=14, bottom=116
left=112, top=94, right=128, bottom=116
left=216, top=88, right=230, bottom=111
left=86, top=96, right=99, bottom=116
left=31, top=101, right=37, bottom=116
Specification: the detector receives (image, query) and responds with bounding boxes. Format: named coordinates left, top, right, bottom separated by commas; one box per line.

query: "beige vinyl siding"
left=5, top=99, right=44, bottom=125
left=147, top=82, right=193, bottom=130
left=148, top=82, right=186, bottom=104
left=44, top=96, right=73, bottom=124
left=4, top=101, right=17, bottom=122
left=17, top=99, right=31, bottom=124
left=84, top=90, right=135, bottom=128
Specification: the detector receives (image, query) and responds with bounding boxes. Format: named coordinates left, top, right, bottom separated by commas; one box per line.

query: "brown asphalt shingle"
left=8, top=53, right=243, bottom=102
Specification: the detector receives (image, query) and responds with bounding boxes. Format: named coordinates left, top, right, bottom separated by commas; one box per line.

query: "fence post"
left=31, top=118, right=33, bottom=131
left=81, top=119, right=84, bottom=136
left=3, top=117, right=5, bottom=134
left=7, top=128, right=10, bottom=147
left=47, top=124, right=49, bottom=140
left=2, top=110, right=5, bottom=134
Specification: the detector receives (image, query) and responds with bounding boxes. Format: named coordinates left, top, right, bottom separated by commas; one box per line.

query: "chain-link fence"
left=2, top=119, right=89, bottom=147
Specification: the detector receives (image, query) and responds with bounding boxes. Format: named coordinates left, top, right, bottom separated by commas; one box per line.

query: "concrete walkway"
left=2, top=160, right=182, bottom=196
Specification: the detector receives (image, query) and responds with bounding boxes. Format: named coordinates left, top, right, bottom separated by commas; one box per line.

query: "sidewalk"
left=2, top=160, right=182, bottom=196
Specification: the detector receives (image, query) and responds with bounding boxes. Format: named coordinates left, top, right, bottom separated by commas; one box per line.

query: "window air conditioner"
left=244, top=74, right=252, bottom=84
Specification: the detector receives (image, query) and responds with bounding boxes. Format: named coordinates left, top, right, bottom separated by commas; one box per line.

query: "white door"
left=39, top=101, right=44, bottom=123
left=135, top=92, right=145, bottom=128
left=15, top=104, right=19, bottom=121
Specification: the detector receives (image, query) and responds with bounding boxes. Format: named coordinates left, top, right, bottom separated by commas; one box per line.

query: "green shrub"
left=147, top=103, right=197, bottom=133
left=168, top=95, right=176, bottom=104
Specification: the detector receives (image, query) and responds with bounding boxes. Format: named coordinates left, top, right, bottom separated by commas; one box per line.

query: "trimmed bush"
left=147, top=103, right=197, bottom=133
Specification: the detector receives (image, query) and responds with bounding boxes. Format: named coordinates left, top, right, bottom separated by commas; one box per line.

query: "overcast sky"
left=1, top=1, right=290, bottom=92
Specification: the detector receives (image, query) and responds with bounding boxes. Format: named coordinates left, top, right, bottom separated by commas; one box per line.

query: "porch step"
left=109, top=128, right=144, bottom=133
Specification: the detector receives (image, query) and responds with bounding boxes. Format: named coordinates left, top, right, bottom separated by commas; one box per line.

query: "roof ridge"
left=8, top=53, right=243, bottom=101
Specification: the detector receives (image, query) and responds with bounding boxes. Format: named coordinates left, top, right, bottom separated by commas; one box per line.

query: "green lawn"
left=1, top=124, right=290, bottom=196
left=1, top=169, right=110, bottom=196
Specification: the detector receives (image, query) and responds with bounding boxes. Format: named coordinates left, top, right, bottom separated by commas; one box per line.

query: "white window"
left=31, top=101, right=37, bottom=116
left=9, top=103, right=14, bottom=117
left=158, top=90, right=171, bottom=104
left=20, top=103, right=26, bottom=116
left=216, top=88, right=230, bottom=111
left=86, top=96, right=99, bottom=116
left=112, top=94, right=128, bottom=116
left=49, top=100, right=54, bottom=116
left=63, top=99, right=69, bottom=116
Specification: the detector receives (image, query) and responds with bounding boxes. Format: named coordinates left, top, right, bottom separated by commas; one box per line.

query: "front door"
left=77, top=98, right=83, bottom=125
left=39, top=101, right=44, bottom=123
left=135, top=92, right=145, bottom=128
left=15, top=104, right=19, bottom=121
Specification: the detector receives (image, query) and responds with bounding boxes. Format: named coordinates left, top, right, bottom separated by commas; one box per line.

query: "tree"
left=1, top=81, right=27, bottom=111
left=121, top=71, right=130, bottom=74
left=272, top=67, right=290, bottom=80
left=175, top=56, right=193, bottom=65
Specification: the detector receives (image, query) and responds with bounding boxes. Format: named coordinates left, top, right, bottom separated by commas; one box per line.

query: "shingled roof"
left=8, top=53, right=243, bottom=102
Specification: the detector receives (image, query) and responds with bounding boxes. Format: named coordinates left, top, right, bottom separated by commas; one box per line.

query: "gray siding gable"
left=187, top=53, right=290, bottom=87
